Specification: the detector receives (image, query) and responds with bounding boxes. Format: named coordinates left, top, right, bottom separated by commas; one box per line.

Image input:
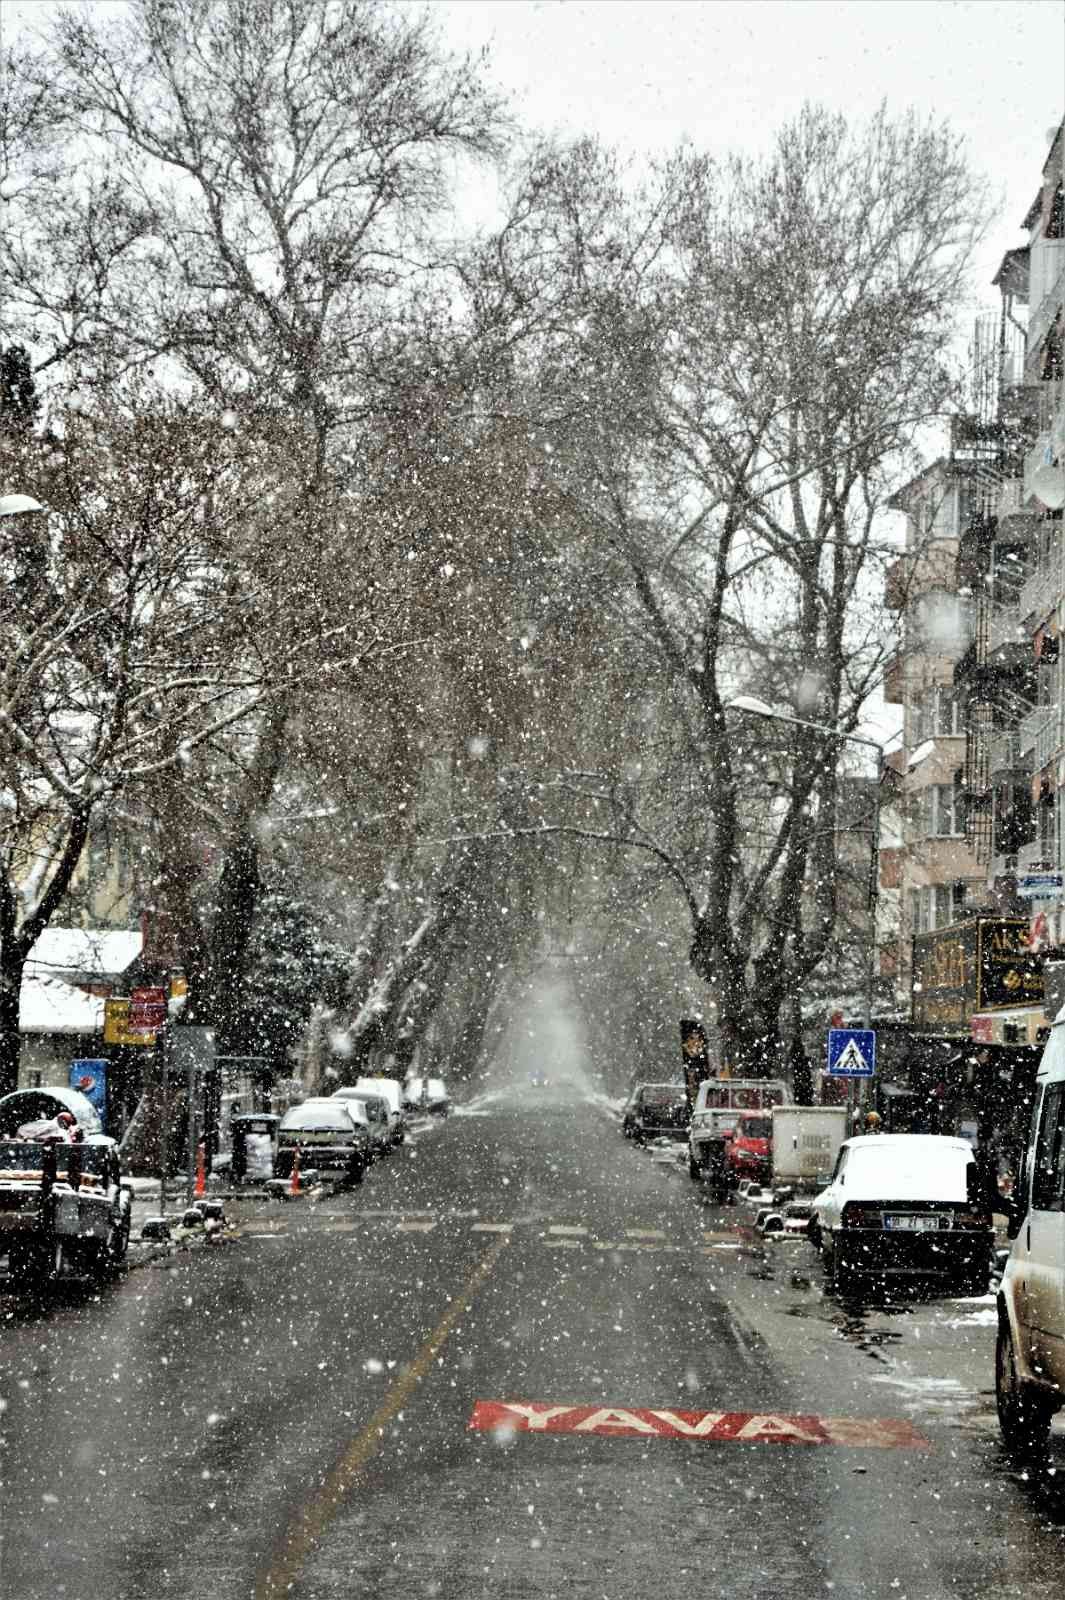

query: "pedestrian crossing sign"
left=826, top=1028, right=876, bottom=1077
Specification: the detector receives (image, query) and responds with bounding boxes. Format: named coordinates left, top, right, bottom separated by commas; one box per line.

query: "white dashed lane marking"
left=233, top=1212, right=743, bottom=1256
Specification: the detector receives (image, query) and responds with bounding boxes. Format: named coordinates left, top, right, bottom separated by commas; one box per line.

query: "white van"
left=353, top=1077, right=407, bottom=1146
left=996, top=1016, right=1065, bottom=1455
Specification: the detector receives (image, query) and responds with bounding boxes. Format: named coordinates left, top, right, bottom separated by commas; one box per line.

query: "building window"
left=922, top=783, right=965, bottom=838
left=1039, top=795, right=1057, bottom=863
left=911, top=686, right=961, bottom=744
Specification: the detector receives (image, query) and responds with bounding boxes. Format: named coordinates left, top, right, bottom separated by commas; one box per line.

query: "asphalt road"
left=2, top=1080, right=1065, bottom=1600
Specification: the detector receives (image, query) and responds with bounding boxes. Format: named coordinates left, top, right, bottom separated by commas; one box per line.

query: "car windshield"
left=641, top=1087, right=685, bottom=1105
left=738, top=1117, right=772, bottom=1139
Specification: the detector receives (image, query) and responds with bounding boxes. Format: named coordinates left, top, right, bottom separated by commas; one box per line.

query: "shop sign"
left=103, top=997, right=156, bottom=1048
left=1017, top=871, right=1064, bottom=900
left=912, top=919, right=1044, bottom=1038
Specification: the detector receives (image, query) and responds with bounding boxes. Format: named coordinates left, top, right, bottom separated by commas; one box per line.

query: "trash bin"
left=229, top=1113, right=280, bottom=1183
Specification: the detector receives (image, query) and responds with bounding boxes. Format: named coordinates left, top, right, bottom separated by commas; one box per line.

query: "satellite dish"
left=1032, top=464, right=1065, bottom=511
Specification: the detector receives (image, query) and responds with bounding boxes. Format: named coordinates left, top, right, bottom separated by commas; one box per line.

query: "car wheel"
left=996, top=1321, right=1053, bottom=1458
left=346, top=1156, right=365, bottom=1186
left=688, top=1153, right=703, bottom=1181
left=807, top=1218, right=822, bottom=1252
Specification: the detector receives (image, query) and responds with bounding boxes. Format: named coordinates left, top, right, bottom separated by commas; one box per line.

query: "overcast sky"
left=439, top=0, right=1063, bottom=305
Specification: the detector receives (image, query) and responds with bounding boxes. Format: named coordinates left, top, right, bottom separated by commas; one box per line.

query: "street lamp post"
left=726, top=693, right=885, bottom=1040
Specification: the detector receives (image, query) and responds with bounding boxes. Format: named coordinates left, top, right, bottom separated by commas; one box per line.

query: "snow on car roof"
left=841, top=1135, right=973, bottom=1202
left=281, top=1101, right=356, bottom=1129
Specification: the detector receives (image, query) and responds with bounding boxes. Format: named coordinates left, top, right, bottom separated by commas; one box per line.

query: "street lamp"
left=725, top=696, right=885, bottom=1034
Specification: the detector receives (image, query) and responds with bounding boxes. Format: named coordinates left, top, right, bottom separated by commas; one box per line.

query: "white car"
left=330, top=1090, right=392, bottom=1160
left=997, top=1013, right=1065, bottom=1457
left=809, top=1134, right=993, bottom=1294
left=352, top=1077, right=407, bottom=1146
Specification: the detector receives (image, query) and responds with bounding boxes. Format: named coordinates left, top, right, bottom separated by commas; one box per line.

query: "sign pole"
left=159, top=1022, right=170, bottom=1218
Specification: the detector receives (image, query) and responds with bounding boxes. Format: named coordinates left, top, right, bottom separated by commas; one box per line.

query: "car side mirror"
left=1006, top=1193, right=1025, bottom=1241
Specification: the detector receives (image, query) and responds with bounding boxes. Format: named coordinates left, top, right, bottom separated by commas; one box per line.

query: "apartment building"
left=883, top=457, right=989, bottom=1009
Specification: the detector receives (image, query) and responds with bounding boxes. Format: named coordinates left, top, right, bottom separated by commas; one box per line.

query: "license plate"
left=884, top=1214, right=938, bottom=1232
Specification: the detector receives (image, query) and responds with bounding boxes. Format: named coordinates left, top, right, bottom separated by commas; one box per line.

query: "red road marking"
left=468, top=1400, right=929, bottom=1449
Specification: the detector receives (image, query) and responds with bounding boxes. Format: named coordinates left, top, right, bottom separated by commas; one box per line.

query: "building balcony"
left=1026, top=255, right=1065, bottom=358
left=988, top=600, right=1024, bottom=653
left=1019, top=703, right=1052, bottom=758
left=1035, top=706, right=1064, bottom=772
left=988, top=726, right=1029, bottom=779
left=1020, top=548, right=1061, bottom=623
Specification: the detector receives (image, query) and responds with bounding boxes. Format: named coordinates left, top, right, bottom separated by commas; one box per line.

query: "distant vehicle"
left=810, top=1134, right=993, bottom=1295
left=330, top=1089, right=392, bottom=1160
left=351, top=1078, right=407, bottom=1145
left=0, top=1135, right=131, bottom=1288
left=996, top=1015, right=1065, bottom=1457
left=626, top=1083, right=689, bottom=1144
left=770, top=1106, right=848, bottom=1192
left=529, top=1070, right=551, bottom=1090
left=727, top=1111, right=774, bottom=1186
left=757, top=1201, right=815, bottom=1237
left=275, top=1100, right=372, bottom=1185
left=687, top=1079, right=788, bottom=1201
left=404, top=1077, right=450, bottom=1116
left=0, top=1087, right=105, bottom=1140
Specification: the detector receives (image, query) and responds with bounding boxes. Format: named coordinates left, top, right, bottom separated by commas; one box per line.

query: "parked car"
left=0, top=1134, right=131, bottom=1288
left=403, top=1077, right=451, bottom=1116
left=757, top=1201, right=815, bottom=1237
left=351, top=1078, right=407, bottom=1146
left=809, top=1134, right=994, bottom=1295
left=625, top=1083, right=690, bottom=1144
left=727, top=1111, right=774, bottom=1186
left=0, top=1087, right=105, bottom=1140
left=330, top=1090, right=392, bottom=1161
left=274, top=1099, right=372, bottom=1184
left=996, top=1015, right=1065, bottom=1456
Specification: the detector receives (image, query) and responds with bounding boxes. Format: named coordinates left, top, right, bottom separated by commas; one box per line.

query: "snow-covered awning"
left=24, top=927, right=142, bottom=985
left=20, top=973, right=104, bottom=1036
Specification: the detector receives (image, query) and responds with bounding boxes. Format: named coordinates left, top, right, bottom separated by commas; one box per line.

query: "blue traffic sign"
left=826, top=1028, right=876, bottom=1077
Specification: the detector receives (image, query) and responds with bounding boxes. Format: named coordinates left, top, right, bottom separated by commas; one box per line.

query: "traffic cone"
left=194, top=1143, right=207, bottom=1199
left=289, top=1146, right=301, bottom=1197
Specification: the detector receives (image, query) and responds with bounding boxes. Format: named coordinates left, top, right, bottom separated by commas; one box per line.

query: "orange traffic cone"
left=194, top=1143, right=207, bottom=1199
left=289, top=1145, right=301, bottom=1197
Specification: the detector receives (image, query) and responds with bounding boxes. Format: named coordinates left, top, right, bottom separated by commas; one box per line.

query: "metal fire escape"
left=954, top=310, right=1039, bottom=864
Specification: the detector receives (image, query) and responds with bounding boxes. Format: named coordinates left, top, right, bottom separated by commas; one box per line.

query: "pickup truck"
left=0, top=1138, right=132, bottom=1290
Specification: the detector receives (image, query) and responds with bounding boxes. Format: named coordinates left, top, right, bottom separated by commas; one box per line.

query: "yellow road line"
left=255, top=1231, right=509, bottom=1600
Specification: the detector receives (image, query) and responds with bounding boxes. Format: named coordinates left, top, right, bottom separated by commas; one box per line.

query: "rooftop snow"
left=25, top=927, right=142, bottom=981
